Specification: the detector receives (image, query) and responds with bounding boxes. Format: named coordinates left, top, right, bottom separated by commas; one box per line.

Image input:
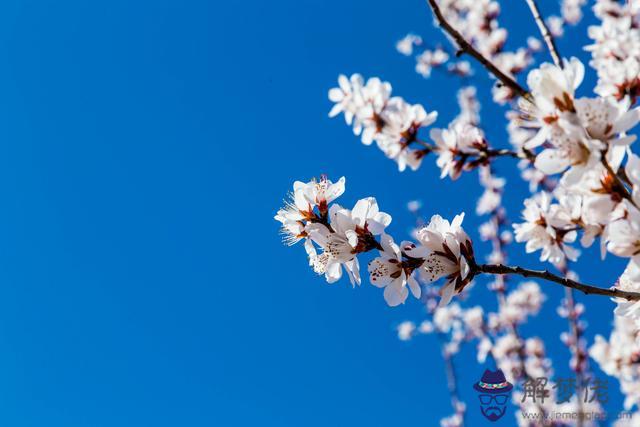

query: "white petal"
left=439, top=281, right=456, bottom=306
left=328, top=103, right=343, bottom=118
left=369, top=212, right=392, bottom=235
left=613, top=107, right=640, bottom=134
left=534, top=148, right=570, bottom=174
left=325, top=261, right=342, bottom=283
left=328, top=88, right=344, bottom=103
left=351, top=197, right=377, bottom=227
left=569, top=57, right=585, bottom=90
left=383, top=281, right=408, bottom=307
left=407, top=275, right=421, bottom=298
left=346, top=258, right=361, bottom=286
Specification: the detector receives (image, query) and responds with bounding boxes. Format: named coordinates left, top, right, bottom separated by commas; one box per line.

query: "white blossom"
left=397, top=321, right=416, bottom=341
left=546, top=15, right=565, bottom=37
left=415, top=48, right=449, bottom=78
left=562, top=0, right=586, bottom=25
left=587, top=0, right=640, bottom=100
left=275, top=176, right=345, bottom=246
left=396, top=33, right=422, bottom=56
left=431, top=123, right=486, bottom=180
left=413, top=213, right=474, bottom=305
left=294, top=176, right=346, bottom=211
left=513, top=192, right=579, bottom=265
left=518, top=59, right=586, bottom=167
left=329, top=74, right=438, bottom=171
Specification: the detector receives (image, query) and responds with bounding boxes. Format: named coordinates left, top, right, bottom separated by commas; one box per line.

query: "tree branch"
left=475, top=264, right=640, bottom=301
left=524, top=0, right=563, bottom=68
left=425, top=0, right=531, bottom=101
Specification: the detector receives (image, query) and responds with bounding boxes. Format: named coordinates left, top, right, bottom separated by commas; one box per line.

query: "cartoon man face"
left=478, top=392, right=510, bottom=421
left=473, top=369, right=513, bottom=422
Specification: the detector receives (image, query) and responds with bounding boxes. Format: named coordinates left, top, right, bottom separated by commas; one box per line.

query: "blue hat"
left=473, top=369, right=513, bottom=394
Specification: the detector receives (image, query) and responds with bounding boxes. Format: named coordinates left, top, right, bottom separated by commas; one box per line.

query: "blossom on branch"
left=276, top=177, right=478, bottom=306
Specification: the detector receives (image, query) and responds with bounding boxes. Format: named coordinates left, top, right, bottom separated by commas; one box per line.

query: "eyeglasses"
left=478, top=394, right=508, bottom=405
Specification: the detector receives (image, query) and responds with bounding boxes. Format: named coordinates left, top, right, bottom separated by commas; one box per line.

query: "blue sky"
left=0, top=0, right=629, bottom=425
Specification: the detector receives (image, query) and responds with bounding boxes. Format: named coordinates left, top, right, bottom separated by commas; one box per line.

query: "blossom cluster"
left=590, top=313, right=640, bottom=411
left=508, top=57, right=640, bottom=273
left=328, top=74, right=437, bottom=171
left=329, top=75, right=527, bottom=179
left=587, top=0, right=640, bottom=101
left=275, top=176, right=476, bottom=306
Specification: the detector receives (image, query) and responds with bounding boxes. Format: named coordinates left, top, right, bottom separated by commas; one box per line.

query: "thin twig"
left=425, top=0, right=532, bottom=101
left=475, top=264, right=640, bottom=301
left=524, top=0, right=563, bottom=68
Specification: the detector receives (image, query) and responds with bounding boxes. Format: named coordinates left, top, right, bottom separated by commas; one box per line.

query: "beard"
left=481, top=406, right=506, bottom=421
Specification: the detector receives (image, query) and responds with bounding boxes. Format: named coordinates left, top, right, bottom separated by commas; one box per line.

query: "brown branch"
left=475, top=264, right=640, bottom=301
left=524, top=0, right=563, bottom=68
left=425, top=0, right=532, bottom=101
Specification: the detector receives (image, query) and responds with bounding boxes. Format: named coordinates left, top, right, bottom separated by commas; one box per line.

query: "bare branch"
left=524, top=0, right=563, bottom=68
left=425, top=0, right=532, bottom=101
left=475, top=264, right=640, bottom=301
